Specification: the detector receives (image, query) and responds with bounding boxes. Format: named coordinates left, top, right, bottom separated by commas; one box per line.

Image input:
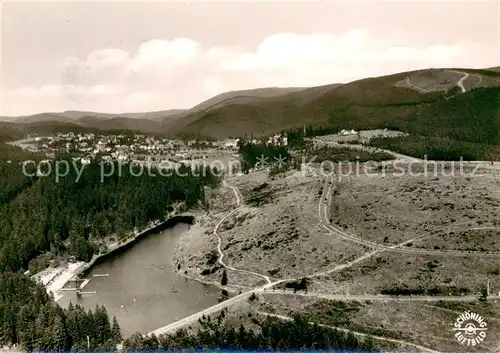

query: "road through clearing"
left=214, top=180, right=271, bottom=284
left=149, top=169, right=497, bottom=340
left=256, top=311, right=442, bottom=353
left=319, top=175, right=500, bottom=258
left=262, top=289, right=497, bottom=303
left=448, top=70, right=470, bottom=93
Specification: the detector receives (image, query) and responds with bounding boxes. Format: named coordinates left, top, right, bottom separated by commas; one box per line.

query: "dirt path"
left=262, top=289, right=494, bottom=302
left=149, top=166, right=498, bottom=337
left=149, top=181, right=282, bottom=336
left=256, top=311, right=442, bottom=353
left=448, top=70, right=470, bottom=93
left=214, top=180, right=271, bottom=284
left=406, top=77, right=430, bottom=93
left=319, top=176, right=500, bottom=258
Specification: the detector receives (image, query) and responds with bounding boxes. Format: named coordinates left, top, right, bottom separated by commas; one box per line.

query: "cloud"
left=2, top=30, right=497, bottom=116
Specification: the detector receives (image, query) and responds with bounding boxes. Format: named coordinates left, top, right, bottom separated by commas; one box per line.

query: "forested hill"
left=0, top=156, right=220, bottom=273
left=0, top=146, right=220, bottom=350
left=0, top=271, right=122, bottom=350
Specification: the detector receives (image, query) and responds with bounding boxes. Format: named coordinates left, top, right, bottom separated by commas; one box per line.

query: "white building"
left=267, top=134, right=287, bottom=146
left=340, top=129, right=357, bottom=136
left=224, top=139, right=239, bottom=149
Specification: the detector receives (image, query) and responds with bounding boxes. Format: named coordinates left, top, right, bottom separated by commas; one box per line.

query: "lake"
left=58, top=222, right=220, bottom=337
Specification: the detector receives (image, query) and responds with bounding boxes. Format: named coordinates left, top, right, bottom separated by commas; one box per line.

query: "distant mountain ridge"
left=0, top=86, right=311, bottom=134
left=0, top=87, right=307, bottom=124
left=1, top=67, right=499, bottom=140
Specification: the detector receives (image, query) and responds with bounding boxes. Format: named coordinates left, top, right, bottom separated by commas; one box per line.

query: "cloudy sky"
left=1, top=1, right=498, bottom=116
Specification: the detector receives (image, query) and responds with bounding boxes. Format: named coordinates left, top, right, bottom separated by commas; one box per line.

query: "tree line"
left=122, top=310, right=377, bottom=351
left=0, top=272, right=121, bottom=350
left=0, top=157, right=220, bottom=272
left=0, top=145, right=221, bottom=350
left=238, top=140, right=291, bottom=173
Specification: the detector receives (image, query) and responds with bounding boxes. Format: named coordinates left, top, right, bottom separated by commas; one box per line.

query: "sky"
left=1, top=1, right=499, bottom=116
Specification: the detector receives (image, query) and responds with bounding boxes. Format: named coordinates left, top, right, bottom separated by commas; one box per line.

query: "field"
left=329, top=172, right=500, bottom=245
left=174, top=169, right=370, bottom=288
left=308, top=252, right=500, bottom=297
left=414, top=228, right=500, bottom=253
left=173, top=158, right=500, bottom=353
left=255, top=294, right=500, bottom=353
left=219, top=170, right=371, bottom=282
left=313, top=129, right=407, bottom=144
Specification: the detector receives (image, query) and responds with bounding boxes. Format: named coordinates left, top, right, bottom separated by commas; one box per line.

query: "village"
left=17, top=132, right=288, bottom=168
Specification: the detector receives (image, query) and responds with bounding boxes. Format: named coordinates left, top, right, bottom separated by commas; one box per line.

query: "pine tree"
left=344, top=331, right=358, bottom=349
left=360, top=334, right=375, bottom=350
left=111, top=316, right=122, bottom=343
left=221, top=269, right=228, bottom=286
left=52, top=316, right=68, bottom=352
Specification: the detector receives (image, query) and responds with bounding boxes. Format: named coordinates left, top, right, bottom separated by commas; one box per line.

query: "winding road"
left=262, top=289, right=497, bottom=302
left=406, top=70, right=472, bottom=94
left=448, top=70, right=469, bottom=93
left=256, top=311, right=442, bottom=353
left=213, top=180, right=272, bottom=284
left=319, top=174, right=500, bottom=258
left=149, top=180, right=282, bottom=336
left=149, top=167, right=499, bottom=345
left=405, top=77, right=430, bottom=93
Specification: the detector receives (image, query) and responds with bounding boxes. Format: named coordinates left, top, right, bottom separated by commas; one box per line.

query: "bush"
left=221, top=269, right=228, bottom=286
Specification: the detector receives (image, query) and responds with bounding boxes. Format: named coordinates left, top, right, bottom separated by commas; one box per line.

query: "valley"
left=1, top=65, right=499, bottom=353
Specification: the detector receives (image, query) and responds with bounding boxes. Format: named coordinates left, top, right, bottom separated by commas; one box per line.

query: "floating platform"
left=68, top=277, right=85, bottom=282
left=76, top=290, right=97, bottom=296
left=79, top=279, right=91, bottom=290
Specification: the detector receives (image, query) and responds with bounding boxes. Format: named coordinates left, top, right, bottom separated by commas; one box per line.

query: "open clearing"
left=307, top=252, right=500, bottom=297
left=256, top=294, right=500, bottom=353
left=174, top=169, right=369, bottom=288
left=218, top=171, right=370, bottom=283
left=329, top=173, right=500, bottom=245
left=171, top=162, right=500, bottom=352
left=413, top=228, right=500, bottom=253
left=392, top=68, right=500, bottom=92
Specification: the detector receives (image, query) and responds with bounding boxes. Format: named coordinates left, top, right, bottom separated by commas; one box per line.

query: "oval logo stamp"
left=452, top=310, right=488, bottom=347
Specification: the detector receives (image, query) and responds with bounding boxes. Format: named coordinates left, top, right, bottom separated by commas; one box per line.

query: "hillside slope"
left=1, top=67, right=498, bottom=143
left=189, top=87, right=308, bottom=112
left=60, top=109, right=186, bottom=120
left=168, top=68, right=499, bottom=140
left=78, top=116, right=163, bottom=133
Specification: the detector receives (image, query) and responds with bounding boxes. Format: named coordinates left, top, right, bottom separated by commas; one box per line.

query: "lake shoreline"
left=33, top=211, right=197, bottom=300
left=77, top=214, right=196, bottom=278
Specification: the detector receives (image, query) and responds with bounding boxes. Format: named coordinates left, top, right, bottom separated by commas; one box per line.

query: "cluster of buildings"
left=25, top=133, right=242, bottom=165
left=226, top=133, right=289, bottom=148
left=24, top=131, right=289, bottom=166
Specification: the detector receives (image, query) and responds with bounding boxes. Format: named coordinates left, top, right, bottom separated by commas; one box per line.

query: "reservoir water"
left=58, top=223, right=220, bottom=337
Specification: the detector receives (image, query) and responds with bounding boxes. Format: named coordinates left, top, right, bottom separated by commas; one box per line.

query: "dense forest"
left=0, top=144, right=222, bottom=350
left=123, top=310, right=376, bottom=351
left=369, top=135, right=500, bottom=161
left=0, top=272, right=121, bottom=350
left=311, top=145, right=393, bottom=163
left=238, top=140, right=291, bottom=172
left=284, top=87, right=500, bottom=161
left=0, top=154, right=220, bottom=273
